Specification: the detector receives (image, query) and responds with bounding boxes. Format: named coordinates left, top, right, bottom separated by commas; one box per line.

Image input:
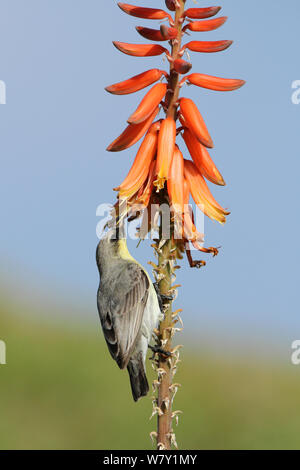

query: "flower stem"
left=154, top=0, right=186, bottom=451
left=156, top=235, right=174, bottom=450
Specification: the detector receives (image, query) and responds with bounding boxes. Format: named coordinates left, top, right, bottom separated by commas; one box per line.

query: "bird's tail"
left=127, top=354, right=149, bottom=402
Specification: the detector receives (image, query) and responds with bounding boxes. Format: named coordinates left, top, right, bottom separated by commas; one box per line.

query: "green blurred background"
left=1, top=0, right=300, bottom=450
left=1, top=292, right=300, bottom=450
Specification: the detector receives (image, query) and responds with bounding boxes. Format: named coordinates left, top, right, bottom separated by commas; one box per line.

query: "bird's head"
left=96, top=222, right=133, bottom=276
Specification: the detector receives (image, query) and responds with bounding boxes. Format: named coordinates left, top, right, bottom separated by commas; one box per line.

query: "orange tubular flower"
left=167, top=146, right=184, bottom=214
left=183, top=177, right=190, bottom=206
left=115, top=121, right=160, bottom=200
left=183, top=7, right=222, bottom=19
left=184, top=159, right=229, bottom=224
left=183, top=17, right=228, bottom=32
left=136, top=160, right=156, bottom=207
left=182, top=40, right=233, bottom=53
left=182, top=128, right=225, bottom=186
left=136, top=26, right=177, bottom=42
left=184, top=214, right=204, bottom=246
left=183, top=73, right=245, bottom=92
left=182, top=178, right=204, bottom=244
left=118, top=3, right=172, bottom=21
left=107, top=107, right=158, bottom=152
left=113, top=41, right=168, bottom=57
left=155, top=117, right=176, bottom=190
left=165, top=0, right=176, bottom=11
left=180, top=97, right=213, bottom=149
left=105, top=69, right=167, bottom=95
left=127, top=83, right=167, bottom=124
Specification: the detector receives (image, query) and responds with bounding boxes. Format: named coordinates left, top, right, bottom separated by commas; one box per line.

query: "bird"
left=96, top=222, right=162, bottom=401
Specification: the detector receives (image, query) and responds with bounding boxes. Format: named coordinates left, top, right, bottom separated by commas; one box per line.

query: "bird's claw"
left=190, top=260, right=206, bottom=269
left=208, top=247, right=219, bottom=257
left=149, top=344, right=172, bottom=358
left=153, top=282, right=174, bottom=312
left=160, top=293, right=174, bottom=302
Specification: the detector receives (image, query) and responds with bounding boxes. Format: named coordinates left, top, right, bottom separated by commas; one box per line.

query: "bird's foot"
left=149, top=344, right=172, bottom=359
left=153, top=282, right=174, bottom=312
left=186, top=246, right=206, bottom=269
left=190, top=260, right=206, bottom=269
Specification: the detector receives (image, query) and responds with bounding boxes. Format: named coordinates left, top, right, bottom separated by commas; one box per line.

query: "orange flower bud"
left=118, top=3, right=172, bottom=21
left=128, top=83, right=167, bottom=124
left=185, top=73, right=246, bottom=92
left=183, top=7, right=222, bottom=20
left=165, top=0, right=176, bottom=11
left=105, top=69, right=167, bottom=95
left=173, top=59, right=192, bottom=75
left=136, top=27, right=165, bottom=42
left=155, top=117, right=176, bottom=190
left=135, top=26, right=177, bottom=42
left=182, top=128, right=225, bottom=186
left=160, top=25, right=178, bottom=40
left=107, top=107, right=159, bottom=152
left=183, top=17, right=227, bottom=32
left=182, top=40, right=233, bottom=53
left=113, top=41, right=168, bottom=57
left=180, top=97, right=213, bottom=149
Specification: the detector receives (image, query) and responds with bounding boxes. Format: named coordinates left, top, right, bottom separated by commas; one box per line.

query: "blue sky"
left=0, top=0, right=300, bottom=356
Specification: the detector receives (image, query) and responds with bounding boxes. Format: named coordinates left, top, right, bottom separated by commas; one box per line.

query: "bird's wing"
left=98, top=262, right=149, bottom=369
